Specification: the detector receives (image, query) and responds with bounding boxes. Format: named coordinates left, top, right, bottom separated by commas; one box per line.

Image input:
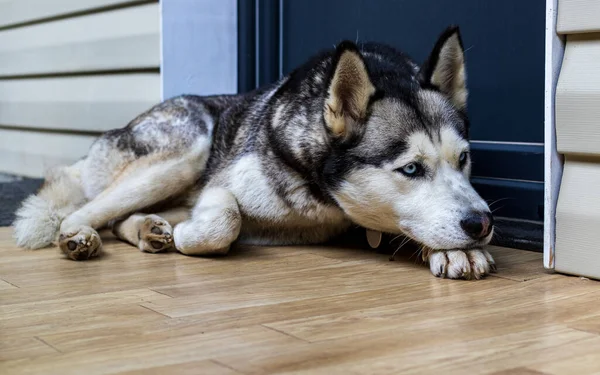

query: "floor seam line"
left=261, top=324, right=310, bottom=343
left=138, top=303, right=172, bottom=318
left=34, top=336, right=62, bottom=354
left=210, top=359, right=247, bottom=374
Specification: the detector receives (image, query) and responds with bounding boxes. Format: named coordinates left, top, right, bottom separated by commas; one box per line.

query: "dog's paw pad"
left=428, top=249, right=494, bottom=280
left=138, top=215, right=173, bottom=253
left=58, top=226, right=102, bottom=261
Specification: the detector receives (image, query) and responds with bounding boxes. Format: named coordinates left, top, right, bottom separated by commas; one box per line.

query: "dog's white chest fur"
left=227, top=154, right=289, bottom=219
left=220, top=154, right=350, bottom=244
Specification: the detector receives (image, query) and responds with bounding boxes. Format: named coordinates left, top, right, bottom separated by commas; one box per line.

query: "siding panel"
left=0, top=74, right=160, bottom=132
left=0, top=128, right=98, bottom=177
left=555, top=157, right=600, bottom=279
left=557, top=0, right=600, bottom=34
left=0, top=0, right=149, bottom=28
left=0, top=4, right=159, bottom=76
left=0, top=2, right=160, bottom=177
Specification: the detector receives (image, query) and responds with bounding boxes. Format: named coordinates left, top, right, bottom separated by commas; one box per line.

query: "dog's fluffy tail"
left=13, top=165, right=86, bottom=249
left=13, top=194, right=63, bottom=249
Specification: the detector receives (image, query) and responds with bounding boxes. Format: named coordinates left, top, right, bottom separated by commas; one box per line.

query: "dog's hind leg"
left=112, top=207, right=190, bottom=253
left=174, top=187, right=242, bottom=256
left=58, top=142, right=209, bottom=260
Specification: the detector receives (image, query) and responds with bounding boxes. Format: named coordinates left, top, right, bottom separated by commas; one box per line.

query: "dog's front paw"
left=58, top=226, right=102, bottom=260
left=428, top=249, right=496, bottom=280
left=138, top=215, right=173, bottom=253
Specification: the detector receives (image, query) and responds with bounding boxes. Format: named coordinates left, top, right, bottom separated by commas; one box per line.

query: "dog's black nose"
left=461, top=211, right=494, bottom=240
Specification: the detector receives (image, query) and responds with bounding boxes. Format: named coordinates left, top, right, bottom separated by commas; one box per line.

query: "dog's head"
left=321, top=27, right=493, bottom=250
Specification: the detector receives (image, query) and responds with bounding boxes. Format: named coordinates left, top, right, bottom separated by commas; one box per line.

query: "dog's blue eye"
left=403, top=164, right=417, bottom=174
left=398, top=162, right=423, bottom=177
left=459, top=151, right=469, bottom=167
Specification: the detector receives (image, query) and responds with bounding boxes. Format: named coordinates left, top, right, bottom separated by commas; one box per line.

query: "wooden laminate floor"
left=1, top=227, right=599, bottom=375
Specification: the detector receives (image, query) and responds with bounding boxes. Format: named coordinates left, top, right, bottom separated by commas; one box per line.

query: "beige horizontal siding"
left=557, top=0, right=600, bottom=34
left=0, top=128, right=98, bottom=177
left=0, top=74, right=160, bottom=132
left=556, top=33, right=600, bottom=155
left=0, top=0, right=150, bottom=28
left=0, top=4, right=159, bottom=76
left=555, top=156, right=600, bottom=279
left=0, top=2, right=160, bottom=177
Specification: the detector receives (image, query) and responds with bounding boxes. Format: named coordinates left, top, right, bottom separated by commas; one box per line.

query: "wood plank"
left=486, top=246, right=551, bottom=282
left=140, top=262, right=426, bottom=317
left=0, top=279, right=17, bottom=290
left=1, top=304, right=166, bottom=339
left=2, top=327, right=298, bottom=375
left=263, top=280, right=600, bottom=344
left=433, top=330, right=600, bottom=375
left=0, top=0, right=150, bottom=28
left=532, top=352, right=600, bottom=375
left=0, top=336, right=59, bottom=361
left=0, top=73, right=159, bottom=134
left=0, top=4, right=159, bottom=76
left=215, top=326, right=598, bottom=375
left=568, top=311, right=600, bottom=334
left=489, top=368, right=551, bottom=375
left=0, top=244, right=344, bottom=292
left=114, top=360, right=239, bottom=375
left=0, top=288, right=170, bottom=320
left=36, top=280, right=518, bottom=353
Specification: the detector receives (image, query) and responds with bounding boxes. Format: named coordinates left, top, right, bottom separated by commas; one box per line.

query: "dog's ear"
left=324, top=41, right=376, bottom=140
left=419, top=26, right=468, bottom=111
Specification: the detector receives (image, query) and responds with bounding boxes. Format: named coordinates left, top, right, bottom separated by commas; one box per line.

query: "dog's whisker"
left=398, top=236, right=411, bottom=248
left=389, top=234, right=404, bottom=244
left=410, top=245, right=425, bottom=264
left=408, top=246, right=420, bottom=261
left=390, top=247, right=402, bottom=261
left=488, top=197, right=514, bottom=208
left=492, top=232, right=504, bottom=242
left=487, top=197, right=508, bottom=205
left=389, top=236, right=411, bottom=261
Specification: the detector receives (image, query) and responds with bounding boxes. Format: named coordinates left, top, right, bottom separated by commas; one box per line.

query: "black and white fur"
left=13, top=26, right=495, bottom=279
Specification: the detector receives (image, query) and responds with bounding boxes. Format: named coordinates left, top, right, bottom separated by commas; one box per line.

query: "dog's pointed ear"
left=324, top=41, right=376, bottom=140
left=419, top=26, right=468, bottom=110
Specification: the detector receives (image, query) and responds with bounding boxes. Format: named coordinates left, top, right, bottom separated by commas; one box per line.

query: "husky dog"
left=13, top=26, right=495, bottom=279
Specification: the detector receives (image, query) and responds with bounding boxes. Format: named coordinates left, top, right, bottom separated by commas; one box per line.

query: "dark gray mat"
left=0, top=178, right=44, bottom=226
